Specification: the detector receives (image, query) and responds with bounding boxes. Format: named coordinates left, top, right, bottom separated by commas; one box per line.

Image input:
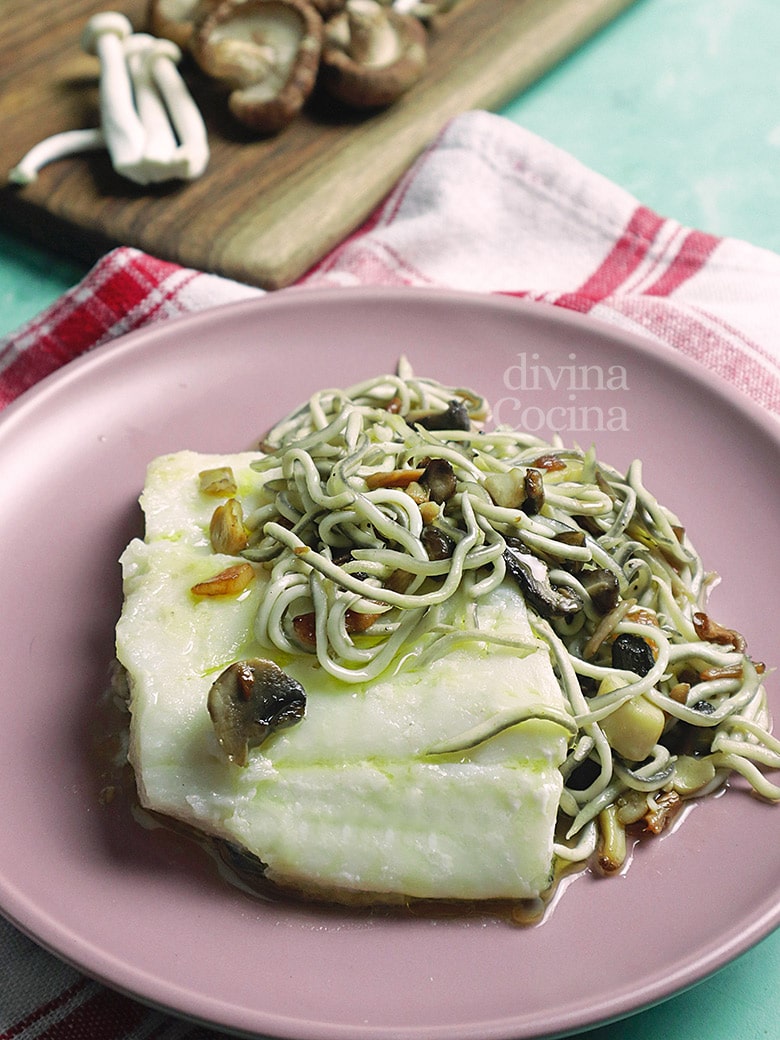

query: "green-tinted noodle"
left=240, top=359, right=779, bottom=870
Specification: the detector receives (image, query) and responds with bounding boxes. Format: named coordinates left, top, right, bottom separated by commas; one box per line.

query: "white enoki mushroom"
left=8, top=128, right=106, bottom=186
left=8, top=11, right=209, bottom=186
left=82, top=12, right=148, bottom=178
left=125, top=34, right=180, bottom=169
left=124, top=34, right=209, bottom=181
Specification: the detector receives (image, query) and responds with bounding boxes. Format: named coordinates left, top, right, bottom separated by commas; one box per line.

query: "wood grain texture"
left=0, top=0, right=636, bottom=288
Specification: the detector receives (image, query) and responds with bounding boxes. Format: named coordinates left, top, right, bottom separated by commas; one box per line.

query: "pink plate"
left=0, top=288, right=778, bottom=1040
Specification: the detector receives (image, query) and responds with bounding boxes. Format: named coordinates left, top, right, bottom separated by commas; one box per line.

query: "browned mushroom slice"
left=503, top=541, right=583, bottom=620
left=320, top=0, right=427, bottom=109
left=207, top=657, right=307, bottom=766
left=420, top=457, right=457, bottom=504
left=407, top=398, right=471, bottom=432
left=193, top=0, right=323, bottom=132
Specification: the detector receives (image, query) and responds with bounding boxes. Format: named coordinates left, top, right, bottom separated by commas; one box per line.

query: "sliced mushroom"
left=320, top=0, right=427, bottom=109
left=208, top=657, right=306, bottom=765
left=420, top=457, right=457, bottom=503
left=521, top=468, right=545, bottom=516
left=385, top=567, right=415, bottom=593
left=553, top=527, right=587, bottom=573
left=579, top=567, right=620, bottom=615
left=193, top=0, right=323, bottom=132
left=503, top=542, right=583, bottom=619
left=420, top=524, right=454, bottom=561
left=409, top=398, right=471, bottom=432
left=611, top=632, right=655, bottom=676
left=291, top=612, right=318, bottom=648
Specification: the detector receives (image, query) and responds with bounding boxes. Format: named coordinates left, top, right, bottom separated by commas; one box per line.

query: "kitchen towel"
left=2, top=111, right=780, bottom=415
left=1, top=109, right=780, bottom=1040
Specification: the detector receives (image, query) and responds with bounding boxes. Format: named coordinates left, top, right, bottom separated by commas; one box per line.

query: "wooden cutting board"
left=0, top=0, right=635, bottom=288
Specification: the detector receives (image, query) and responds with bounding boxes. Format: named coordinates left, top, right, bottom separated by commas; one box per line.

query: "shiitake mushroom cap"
left=320, top=1, right=427, bottom=109
left=192, top=0, right=323, bottom=133
left=208, top=657, right=306, bottom=765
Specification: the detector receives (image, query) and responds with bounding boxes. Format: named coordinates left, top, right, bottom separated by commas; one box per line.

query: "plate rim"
left=1, top=285, right=778, bottom=1040
left=3, top=285, right=779, bottom=447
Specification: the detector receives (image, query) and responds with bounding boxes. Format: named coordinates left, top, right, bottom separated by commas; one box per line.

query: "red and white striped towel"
left=1, top=109, right=780, bottom=1040
left=3, top=111, right=780, bottom=416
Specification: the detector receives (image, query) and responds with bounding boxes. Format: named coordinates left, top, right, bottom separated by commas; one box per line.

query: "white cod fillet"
left=116, top=451, right=573, bottom=903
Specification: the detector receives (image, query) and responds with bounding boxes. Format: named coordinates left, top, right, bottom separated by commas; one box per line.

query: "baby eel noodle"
left=243, top=361, right=779, bottom=866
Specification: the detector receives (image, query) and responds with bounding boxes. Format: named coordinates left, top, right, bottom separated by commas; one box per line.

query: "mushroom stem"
left=10, top=12, right=209, bottom=187
left=124, top=35, right=180, bottom=168
left=82, top=12, right=147, bottom=178
left=321, top=1, right=427, bottom=109
left=346, top=0, right=400, bottom=65
left=149, top=43, right=210, bottom=179
left=123, top=33, right=210, bottom=182
left=8, top=128, right=106, bottom=185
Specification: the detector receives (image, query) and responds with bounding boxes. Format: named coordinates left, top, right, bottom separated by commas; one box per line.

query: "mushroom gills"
left=117, top=450, right=573, bottom=902
left=201, top=6, right=304, bottom=90
left=320, top=0, right=427, bottom=108
left=192, top=0, right=323, bottom=131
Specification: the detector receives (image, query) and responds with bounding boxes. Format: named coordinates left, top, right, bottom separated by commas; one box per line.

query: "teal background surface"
left=2, top=1, right=779, bottom=1037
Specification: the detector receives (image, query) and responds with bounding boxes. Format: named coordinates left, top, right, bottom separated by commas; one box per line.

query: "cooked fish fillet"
left=116, top=451, right=572, bottom=902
